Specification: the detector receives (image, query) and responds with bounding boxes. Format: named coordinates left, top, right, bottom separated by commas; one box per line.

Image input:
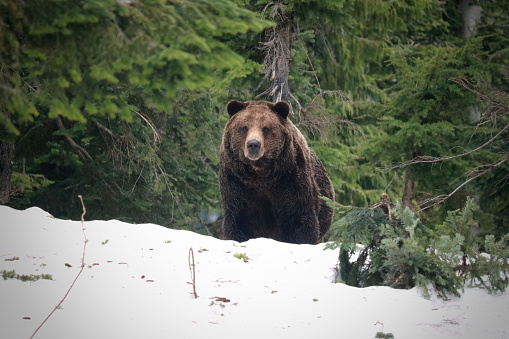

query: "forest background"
left=1, top=0, right=508, bottom=243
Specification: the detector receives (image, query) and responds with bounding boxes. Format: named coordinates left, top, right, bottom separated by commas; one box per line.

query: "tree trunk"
left=0, top=139, right=14, bottom=204
left=458, top=0, right=482, bottom=39
left=402, top=152, right=416, bottom=209
left=402, top=177, right=415, bottom=209
left=271, top=15, right=292, bottom=103
left=257, top=1, right=293, bottom=104
left=459, top=0, right=481, bottom=124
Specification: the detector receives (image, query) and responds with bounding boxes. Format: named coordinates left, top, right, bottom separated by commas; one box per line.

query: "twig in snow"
left=188, top=247, right=198, bottom=298
left=30, top=195, right=88, bottom=339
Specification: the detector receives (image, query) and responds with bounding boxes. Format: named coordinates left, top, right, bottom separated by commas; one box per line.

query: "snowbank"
left=1, top=206, right=508, bottom=338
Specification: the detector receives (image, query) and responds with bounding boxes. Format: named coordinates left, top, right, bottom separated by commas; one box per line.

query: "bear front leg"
left=222, top=210, right=255, bottom=242
left=219, top=173, right=255, bottom=242
left=279, top=209, right=321, bottom=244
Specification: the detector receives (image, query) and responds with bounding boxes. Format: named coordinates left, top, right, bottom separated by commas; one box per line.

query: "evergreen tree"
left=329, top=197, right=509, bottom=298
left=364, top=40, right=494, bottom=207
left=1, top=0, right=268, bottom=225
left=229, top=0, right=448, bottom=208
left=3, top=0, right=507, bottom=236
left=343, top=0, right=508, bottom=231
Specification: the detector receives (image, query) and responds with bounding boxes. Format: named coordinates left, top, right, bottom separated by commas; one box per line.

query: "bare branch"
left=313, top=26, right=338, bottom=65
left=133, top=111, right=161, bottom=147
left=256, top=1, right=292, bottom=103
left=298, top=38, right=321, bottom=89
left=94, top=120, right=118, bottom=139
left=289, top=92, right=302, bottom=120
left=55, top=116, right=92, bottom=162
left=419, top=158, right=508, bottom=211
left=188, top=247, right=198, bottom=298
left=387, top=122, right=509, bottom=170
left=30, top=195, right=88, bottom=339
left=450, top=77, right=508, bottom=110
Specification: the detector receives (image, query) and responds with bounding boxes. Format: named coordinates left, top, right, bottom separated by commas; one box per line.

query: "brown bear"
left=219, top=100, right=334, bottom=244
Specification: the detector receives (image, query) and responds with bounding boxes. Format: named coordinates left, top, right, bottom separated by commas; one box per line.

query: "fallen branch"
left=188, top=247, right=198, bottom=299
left=30, top=195, right=88, bottom=339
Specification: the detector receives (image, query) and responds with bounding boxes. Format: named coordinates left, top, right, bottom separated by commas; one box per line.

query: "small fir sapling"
left=328, top=195, right=509, bottom=298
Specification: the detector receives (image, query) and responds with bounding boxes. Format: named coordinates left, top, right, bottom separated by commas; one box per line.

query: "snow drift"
left=0, top=206, right=508, bottom=338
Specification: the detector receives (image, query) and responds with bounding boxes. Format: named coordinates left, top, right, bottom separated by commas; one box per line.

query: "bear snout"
left=245, top=139, right=262, bottom=160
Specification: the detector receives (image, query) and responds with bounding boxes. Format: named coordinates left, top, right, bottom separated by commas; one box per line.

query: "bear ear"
left=226, top=100, right=246, bottom=117
left=272, top=101, right=290, bottom=119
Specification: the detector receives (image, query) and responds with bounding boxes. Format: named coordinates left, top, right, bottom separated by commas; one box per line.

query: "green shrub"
left=328, top=198, right=509, bottom=298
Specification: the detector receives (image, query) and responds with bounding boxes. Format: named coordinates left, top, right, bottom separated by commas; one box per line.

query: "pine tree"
left=345, top=0, right=509, bottom=225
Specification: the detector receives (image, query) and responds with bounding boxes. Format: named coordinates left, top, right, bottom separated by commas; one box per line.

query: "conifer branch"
left=387, top=76, right=509, bottom=171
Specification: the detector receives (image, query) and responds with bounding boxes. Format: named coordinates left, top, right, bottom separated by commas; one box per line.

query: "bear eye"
left=262, top=127, right=269, bottom=134
left=241, top=126, right=248, bottom=133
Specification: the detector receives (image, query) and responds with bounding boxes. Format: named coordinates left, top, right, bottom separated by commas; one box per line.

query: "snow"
left=1, top=205, right=508, bottom=338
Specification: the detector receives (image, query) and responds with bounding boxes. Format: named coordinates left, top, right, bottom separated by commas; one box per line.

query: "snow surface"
left=1, top=205, right=508, bottom=338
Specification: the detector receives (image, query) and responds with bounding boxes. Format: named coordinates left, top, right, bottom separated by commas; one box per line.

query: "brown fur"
left=219, top=100, right=334, bottom=244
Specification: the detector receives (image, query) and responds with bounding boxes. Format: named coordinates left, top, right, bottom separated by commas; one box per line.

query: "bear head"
left=224, top=100, right=291, bottom=163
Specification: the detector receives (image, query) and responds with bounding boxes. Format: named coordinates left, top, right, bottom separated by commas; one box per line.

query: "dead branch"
left=133, top=111, right=161, bottom=147
left=256, top=1, right=292, bottom=103
left=289, top=92, right=302, bottom=120
left=296, top=89, right=357, bottom=138
left=298, top=38, right=321, bottom=89
left=418, top=158, right=508, bottom=211
left=30, top=195, right=88, bottom=339
left=95, top=112, right=161, bottom=175
left=387, top=123, right=509, bottom=170
left=55, top=116, right=92, bottom=162
left=188, top=247, right=198, bottom=298
left=94, top=120, right=118, bottom=139
left=315, top=27, right=338, bottom=66
left=308, top=90, right=350, bottom=108
left=371, top=193, right=395, bottom=220
left=450, top=77, right=508, bottom=110
left=95, top=120, right=138, bottom=173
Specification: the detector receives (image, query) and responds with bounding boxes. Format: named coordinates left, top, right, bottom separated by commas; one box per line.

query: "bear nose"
left=247, top=139, right=261, bottom=153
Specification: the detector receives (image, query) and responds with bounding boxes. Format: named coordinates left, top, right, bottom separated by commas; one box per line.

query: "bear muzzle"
left=245, top=139, right=263, bottom=160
